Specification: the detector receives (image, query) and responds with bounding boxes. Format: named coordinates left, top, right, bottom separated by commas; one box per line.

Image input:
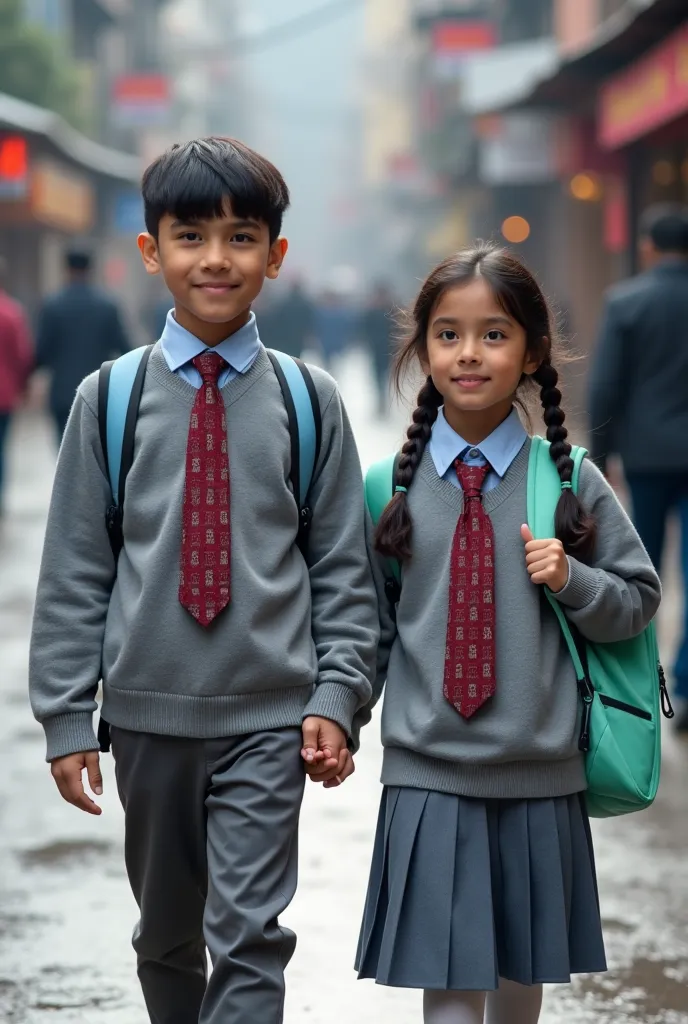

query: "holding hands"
left=301, top=716, right=355, bottom=789
left=521, top=525, right=569, bottom=593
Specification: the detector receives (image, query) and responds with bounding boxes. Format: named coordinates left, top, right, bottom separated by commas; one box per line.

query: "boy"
left=29, top=137, right=377, bottom=1023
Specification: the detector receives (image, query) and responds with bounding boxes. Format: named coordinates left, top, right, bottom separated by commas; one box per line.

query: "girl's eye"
left=439, top=330, right=458, bottom=342
left=485, top=329, right=506, bottom=342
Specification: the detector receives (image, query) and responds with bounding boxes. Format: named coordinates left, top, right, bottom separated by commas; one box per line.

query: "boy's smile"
left=138, top=201, right=287, bottom=345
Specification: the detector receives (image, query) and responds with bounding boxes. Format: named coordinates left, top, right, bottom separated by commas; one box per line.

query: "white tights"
left=423, top=979, right=544, bottom=1024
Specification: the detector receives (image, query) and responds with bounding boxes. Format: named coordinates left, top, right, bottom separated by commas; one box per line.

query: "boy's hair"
left=142, top=137, right=290, bottom=244
left=375, top=241, right=596, bottom=564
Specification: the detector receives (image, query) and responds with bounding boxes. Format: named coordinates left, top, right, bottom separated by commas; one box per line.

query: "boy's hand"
left=301, top=717, right=348, bottom=784
left=323, top=749, right=356, bottom=789
left=51, top=751, right=103, bottom=816
left=521, top=525, right=569, bottom=593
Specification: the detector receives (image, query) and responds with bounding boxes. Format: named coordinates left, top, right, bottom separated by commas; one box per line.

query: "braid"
left=375, top=376, right=443, bottom=561
left=533, top=361, right=596, bottom=561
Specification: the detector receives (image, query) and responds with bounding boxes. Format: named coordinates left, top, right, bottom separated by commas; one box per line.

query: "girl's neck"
left=443, top=397, right=514, bottom=446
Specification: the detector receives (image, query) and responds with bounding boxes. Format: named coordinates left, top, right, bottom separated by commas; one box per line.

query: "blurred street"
left=0, top=351, right=687, bottom=1024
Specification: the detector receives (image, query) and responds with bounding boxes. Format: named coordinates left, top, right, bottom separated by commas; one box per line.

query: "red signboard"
left=431, top=19, right=496, bottom=54
left=112, top=73, right=171, bottom=127
left=0, top=135, right=29, bottom=198
left=599, top=23, right=688, bottom=149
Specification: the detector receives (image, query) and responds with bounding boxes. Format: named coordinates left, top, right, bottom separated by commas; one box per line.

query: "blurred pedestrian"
left=35, top=249, right=129, bottom=443
left=313, top=286, right=356, bottom=372
left=360, top=281, right=395, bottom=415
left=269, top=276, right=314, bottom=359
left=0, top=256, right=33, bottom=515
left=589, top=203, right=688, bottom=729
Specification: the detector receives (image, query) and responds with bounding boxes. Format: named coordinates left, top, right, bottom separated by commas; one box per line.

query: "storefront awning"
left=0, top=91, right=140, bottom=183
left=496, top=0, right=688, bottom=111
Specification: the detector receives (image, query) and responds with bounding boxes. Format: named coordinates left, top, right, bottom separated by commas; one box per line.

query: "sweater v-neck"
left=417, top=435, right=532, bottom=515
left=145, top=341, right=272, bottom=408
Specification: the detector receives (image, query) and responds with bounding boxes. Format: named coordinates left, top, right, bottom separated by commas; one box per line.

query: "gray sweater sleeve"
left=302, top=386, right=378, bottom=736
left=552, top=457, right=661, bottom=642
left=29, top=381, right=116, bottom=760
left=349, top=513, right=398, bottom=752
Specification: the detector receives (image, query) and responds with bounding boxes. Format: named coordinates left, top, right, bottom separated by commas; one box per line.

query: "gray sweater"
left=30, top=344, right=378, bottom=761
left=355, top=439, right=661, bottom=799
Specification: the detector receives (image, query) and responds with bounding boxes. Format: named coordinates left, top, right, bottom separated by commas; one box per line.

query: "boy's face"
left=138, top=202, right=287, bottom=340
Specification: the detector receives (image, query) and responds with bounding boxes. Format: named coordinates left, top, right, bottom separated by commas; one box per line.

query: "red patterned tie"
left=443, top=459, right=496, bottom=718
left=179, top=352, right=231, bottom=627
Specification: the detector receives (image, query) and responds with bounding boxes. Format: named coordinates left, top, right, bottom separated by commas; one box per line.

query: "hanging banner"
left=599, top=23, right=688, bottom=149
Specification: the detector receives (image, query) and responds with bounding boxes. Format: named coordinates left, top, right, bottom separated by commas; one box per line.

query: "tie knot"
left=454, top=459, right=490, bottom=499
left=192, top=352, right=228, bottom=384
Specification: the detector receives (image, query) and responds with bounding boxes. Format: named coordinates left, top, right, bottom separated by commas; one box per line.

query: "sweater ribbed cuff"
left=302, top=682, right=362, bottom=738
left=551, top=557, right=601, bottom=610
left=43, top=712, right=99, bottom=763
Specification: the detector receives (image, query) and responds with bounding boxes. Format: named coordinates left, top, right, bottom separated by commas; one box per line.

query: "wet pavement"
left=0, top=350, right=687, bottom=1023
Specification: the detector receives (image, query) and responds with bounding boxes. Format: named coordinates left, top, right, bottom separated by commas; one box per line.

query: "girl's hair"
left=376, top=242, right=596, bottom=563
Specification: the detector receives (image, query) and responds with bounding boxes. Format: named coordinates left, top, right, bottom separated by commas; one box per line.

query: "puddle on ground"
left=17, top=839, right=114, bottom=870
left=578, top=957, right=688, bottom=1016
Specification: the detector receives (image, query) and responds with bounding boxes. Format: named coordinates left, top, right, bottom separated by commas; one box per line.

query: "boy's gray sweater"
left=29, top=344, right=378, bottom=761
left=355, top=440, right=661, bottom=799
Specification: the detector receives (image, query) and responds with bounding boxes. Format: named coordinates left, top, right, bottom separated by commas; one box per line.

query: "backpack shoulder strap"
left=266, top=350, right=322, bottom=548
left=526, top=436, right=586, bottom=539
left=365, top=453, right=402, bottom=600
left=365, top=453, right=396, bottom=523
left=98, top=345, right=153, bottom=561
left=526, top=435, right=589, bottom=681
left=98, top=345, right=153, bottom=506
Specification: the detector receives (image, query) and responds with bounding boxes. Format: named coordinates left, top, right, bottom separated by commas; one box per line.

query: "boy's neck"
left=172, top=305, right=252, bottom=347
left=443, top=398, right=513, bottom=446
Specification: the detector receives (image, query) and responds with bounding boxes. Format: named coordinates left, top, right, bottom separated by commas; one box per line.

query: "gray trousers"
left=111, top=726, right=305, bottom=1024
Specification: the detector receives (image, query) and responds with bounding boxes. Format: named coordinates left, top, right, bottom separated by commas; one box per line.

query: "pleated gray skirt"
left=356, top=787, right=607, bottom=991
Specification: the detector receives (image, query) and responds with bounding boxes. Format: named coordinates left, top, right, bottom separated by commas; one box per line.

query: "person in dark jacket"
left=588, top=203, right=688, bottom=728
left=270, top=278, right=314, bottom=359
left=36, top=249, right=129, bottom=441
left=360, top=281, right=395, bottom=415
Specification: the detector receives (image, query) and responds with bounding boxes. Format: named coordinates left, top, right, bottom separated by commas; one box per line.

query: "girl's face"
left=422, top=277, right=540, bottom=435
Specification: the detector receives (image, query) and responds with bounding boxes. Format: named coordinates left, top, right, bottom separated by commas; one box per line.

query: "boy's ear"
left=266, top=237, right=288, bottom=280
left=138, top=233, right=161, bottom=275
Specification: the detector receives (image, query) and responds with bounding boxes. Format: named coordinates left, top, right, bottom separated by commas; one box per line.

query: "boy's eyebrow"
left=168, top=217, right=263, bottom=230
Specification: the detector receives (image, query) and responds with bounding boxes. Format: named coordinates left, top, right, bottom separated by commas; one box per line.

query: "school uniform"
left=355, top=408, right=661, bottom=991
left=29, top=312, right=378, bottom=1024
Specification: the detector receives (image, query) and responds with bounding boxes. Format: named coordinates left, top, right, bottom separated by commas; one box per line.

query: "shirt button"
left=469, top=448, right=481, bottom=459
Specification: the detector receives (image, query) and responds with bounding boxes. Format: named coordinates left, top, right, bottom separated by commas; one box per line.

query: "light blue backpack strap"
left=267, top=350, right=320, bottom=503
left=365, top=454, right=401, bottom=585
left=527, top=436, right=588, bottom=680
left=104, top=347, right=151, bottom=504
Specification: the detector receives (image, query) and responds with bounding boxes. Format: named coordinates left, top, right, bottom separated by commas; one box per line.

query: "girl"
left=354, top=243, right=661, bottom=1024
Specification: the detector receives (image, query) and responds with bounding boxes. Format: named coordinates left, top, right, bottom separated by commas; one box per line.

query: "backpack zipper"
left=659, top=665, right=675, bottom=719
left=577, top=676, right=594, bottom=752
left=598, top=694, right=651, bottom=720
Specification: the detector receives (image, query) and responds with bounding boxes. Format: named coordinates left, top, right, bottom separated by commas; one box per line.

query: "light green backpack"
left=364, top=436, right=673, bottom=818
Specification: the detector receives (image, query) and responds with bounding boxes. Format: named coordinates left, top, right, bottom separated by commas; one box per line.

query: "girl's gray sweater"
left=355, top=440, right=661, bottom=799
